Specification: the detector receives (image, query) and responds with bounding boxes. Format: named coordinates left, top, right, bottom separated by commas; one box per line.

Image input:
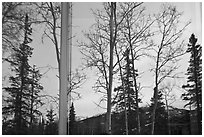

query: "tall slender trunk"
left=151, top=35, right=163, bottom=135
left=114, top=45, right=128, bottom=134
left=59, top=2, right=72, bottom=135
left=49, top=2, right=60, bottom=68
left=151, top=53, right=160, bottom=135
left=106, top=2, right=115, bottom=135
left=126, top=49, right=132, bottom=134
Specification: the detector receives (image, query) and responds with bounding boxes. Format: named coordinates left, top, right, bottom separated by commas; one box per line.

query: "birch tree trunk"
left=150, top=5, right=190, bottom=134
left=106, top=2, right=115, bottom=135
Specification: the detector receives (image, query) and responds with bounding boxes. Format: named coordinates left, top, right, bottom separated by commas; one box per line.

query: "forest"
left=2, top=2, right=202, bottom=135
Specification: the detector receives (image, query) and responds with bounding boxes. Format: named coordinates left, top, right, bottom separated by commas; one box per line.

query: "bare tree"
left=35, top=2, right=61, bottom=68
left=79, top=2, right=143, bottom=134
left=106, top=2, right=116, bottom=134
left=149, top=4, right=190, bottom=135
left=114, top=33, right=129, bottom=135
left=119, top=3, right=155, bottom=134
left=79, top=3, right=116, bottom=134
left=35, top=2, right=86, bottom=101
left=160, top=82, right=176, bottom=135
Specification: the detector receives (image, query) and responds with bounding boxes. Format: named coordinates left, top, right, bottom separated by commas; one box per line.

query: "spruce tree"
left=146, top=90, right=168, bottom=134
left=28, top=65, right=44, bottom=134
left=182, top=34, right=202, bottom=134
left=3, top=14, right=43, bottom=135
left=45, top=107, right=57, bottom=135
left=113, top=49, right=140, bottom=134
left=3, top=14, right=33, bottom=134
left=69, top=103, right=76, bottom=135
left=46, top=107, right=56, bottom=124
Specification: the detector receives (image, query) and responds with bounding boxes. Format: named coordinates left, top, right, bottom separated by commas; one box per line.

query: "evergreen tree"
left=113, top=49, right=140, bottom=134
left=146, top=89, right=168, bottom=134
left=45, top=106, right=57, bottom=135
left=182, top=34, right=202, bottom=134
left=3, top=14, right=33, bottom=135
left=28, top=65, right=44, bottom=134
left=46, top=107, right=56, bottom=124
left=2, top=14, right=43, bottom=135
left=69, top=102, right=76, bottom=135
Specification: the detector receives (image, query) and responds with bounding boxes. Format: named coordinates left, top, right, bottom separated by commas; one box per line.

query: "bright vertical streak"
left=67, top=2, right=72, bottom=135
left=59, top=2, right=71, bottom=135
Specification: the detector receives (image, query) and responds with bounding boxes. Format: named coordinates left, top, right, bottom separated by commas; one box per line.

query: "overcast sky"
left=3, top=2, right=202, bottom=118
left=32, top=2, right=202, bottom=118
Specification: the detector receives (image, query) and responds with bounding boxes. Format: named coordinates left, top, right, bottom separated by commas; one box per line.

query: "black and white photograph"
left=2, top=1, right=202, bottom=135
